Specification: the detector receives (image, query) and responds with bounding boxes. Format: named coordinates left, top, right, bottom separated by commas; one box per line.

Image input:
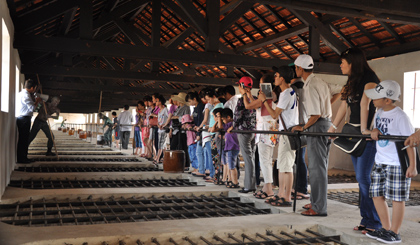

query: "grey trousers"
left=238, top=133, right=256, bottom=190
left=307, top=119, right=331, bottom=215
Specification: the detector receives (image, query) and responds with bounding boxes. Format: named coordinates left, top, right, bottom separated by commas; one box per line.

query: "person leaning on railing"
left=328, top=48, right=382, bottom=233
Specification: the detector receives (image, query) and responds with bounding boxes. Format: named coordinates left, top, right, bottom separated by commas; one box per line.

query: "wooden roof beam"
left=235, top=24, right=309, bottom=52
left=258, top=0, right=420, bottom=26
left=173, top=0, right=208, bottom=37
left=14, top=0, right=79, bottom=32
left=291, top=10, right=348, bottom=54
left=21, top=65, right=240, bottom=86
left=15, top=34, right=284, bottom=69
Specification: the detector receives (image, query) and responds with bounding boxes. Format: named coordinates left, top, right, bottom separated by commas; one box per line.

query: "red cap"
left=238, top=76, right=253, bottom=88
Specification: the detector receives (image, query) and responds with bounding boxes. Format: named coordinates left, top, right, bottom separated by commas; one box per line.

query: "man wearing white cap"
left=291, top=54, right=332, bottom=216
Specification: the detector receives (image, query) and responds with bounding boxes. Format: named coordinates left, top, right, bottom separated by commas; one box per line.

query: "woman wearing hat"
left=170, top=92, right=191, bottom=169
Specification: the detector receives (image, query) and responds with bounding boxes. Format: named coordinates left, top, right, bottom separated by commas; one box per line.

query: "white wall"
left=0, top=1, right=21, bottom=200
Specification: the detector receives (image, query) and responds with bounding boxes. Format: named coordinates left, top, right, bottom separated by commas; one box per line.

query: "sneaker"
left=377, top=230, right=401, bottom=244
left=366, top=228, right=387, bottom=239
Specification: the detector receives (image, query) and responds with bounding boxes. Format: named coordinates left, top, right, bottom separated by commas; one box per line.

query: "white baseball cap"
left=293, top=54, right=314, bottom=69
left=364, top=80, right=401, bottom=101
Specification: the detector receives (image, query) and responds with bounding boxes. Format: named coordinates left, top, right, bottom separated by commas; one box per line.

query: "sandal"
left=301, top=208, right=327, bottom=216
left=264, top=195, right=280, bottom=204
left=214, top=179, right=225, bottom=185
left=227, top=183, right=240, bottom=188
left=291, top=191, right=310, bottom=200
left=253, top=190, right=264, bottom=197
left=361, top=228, right=375, bottom=235
left=270, top=197, right=292, bottom=207
left=255, top=191, right=274, bottom=199
left=205, top=178, right=215, bottom=183
left=302, top=203, right=312, bottom=210
left=354, top=225, right=367, bottom=231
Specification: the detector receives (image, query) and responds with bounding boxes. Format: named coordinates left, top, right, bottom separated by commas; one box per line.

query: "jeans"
left=295, top=147, right=308, bottom=194
left=188, top=143, right=198, bottom=169
left=134, top=131, right=142, bottom=148
left=351, top=141, right=381, bottom=229
left=203, top=141, right=214, bottom=177
left=16, top=116, right=31, bottom=162
left=196, top=141, right=205, bottom=174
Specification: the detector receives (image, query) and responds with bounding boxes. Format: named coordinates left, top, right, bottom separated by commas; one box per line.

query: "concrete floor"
left=1, top=131, right=420, bottom=245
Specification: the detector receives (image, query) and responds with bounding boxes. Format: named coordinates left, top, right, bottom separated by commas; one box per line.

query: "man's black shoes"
left=17, top=159, right=35, bottom=164
left=238, top=188, right=256, bottom=193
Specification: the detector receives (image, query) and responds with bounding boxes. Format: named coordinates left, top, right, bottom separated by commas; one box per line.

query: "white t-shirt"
left=374, top=107, right=414, bottom=166
left=277, top=88, right=299, bottom=130
left=202, top=103, right=214, bottom=145
left=303, top=73, right=332, bottom=119
left=158, top=107, right=168, bottom=133
left=224, top=95, right=239, bottom=114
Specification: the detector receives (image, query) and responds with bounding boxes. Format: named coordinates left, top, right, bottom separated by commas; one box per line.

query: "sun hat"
left=172, top=92, right=189, bottom=105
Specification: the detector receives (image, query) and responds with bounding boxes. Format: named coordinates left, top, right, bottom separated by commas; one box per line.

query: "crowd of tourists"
left=16, top=49, right=418, bottom=244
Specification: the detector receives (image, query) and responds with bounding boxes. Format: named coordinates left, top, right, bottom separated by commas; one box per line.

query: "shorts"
left=370, top=163, right=411, bottom=202
left=158, top=131, right=167, bottom=150
left=226, top=150, right=240, bottom=170
left=114, top=130, right=120, bottom=140
left=276, top=135, right=295, bottom=172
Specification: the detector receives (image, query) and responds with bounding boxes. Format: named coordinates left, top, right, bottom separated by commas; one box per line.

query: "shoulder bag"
left=279, top=115, right=307, bottom=150
left=333, top=106, right=370, bottom=157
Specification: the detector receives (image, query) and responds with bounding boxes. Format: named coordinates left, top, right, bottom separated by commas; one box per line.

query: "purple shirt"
left=169, top=104, right=177, bottom=114
left=134, top=114, right=141, bottom=131
left=223, top=121, right=239, bottom=151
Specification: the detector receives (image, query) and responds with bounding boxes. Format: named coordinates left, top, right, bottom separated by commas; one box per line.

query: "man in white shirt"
left=16, top=79, right=42, bottom=163
left=118, top=105, right=133, bottom=149
left=292, top=54, right=332, bottom=217
left=223, top=85, right=238, bottom=114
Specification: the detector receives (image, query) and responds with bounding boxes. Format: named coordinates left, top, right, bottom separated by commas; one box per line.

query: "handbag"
left=333, top=123, right=366, bottom=157
left=333, top=104, right=372, bottom=157
left=279, top=115, right=307, bottom=150
left=149, top=117, right=158, bottom=126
